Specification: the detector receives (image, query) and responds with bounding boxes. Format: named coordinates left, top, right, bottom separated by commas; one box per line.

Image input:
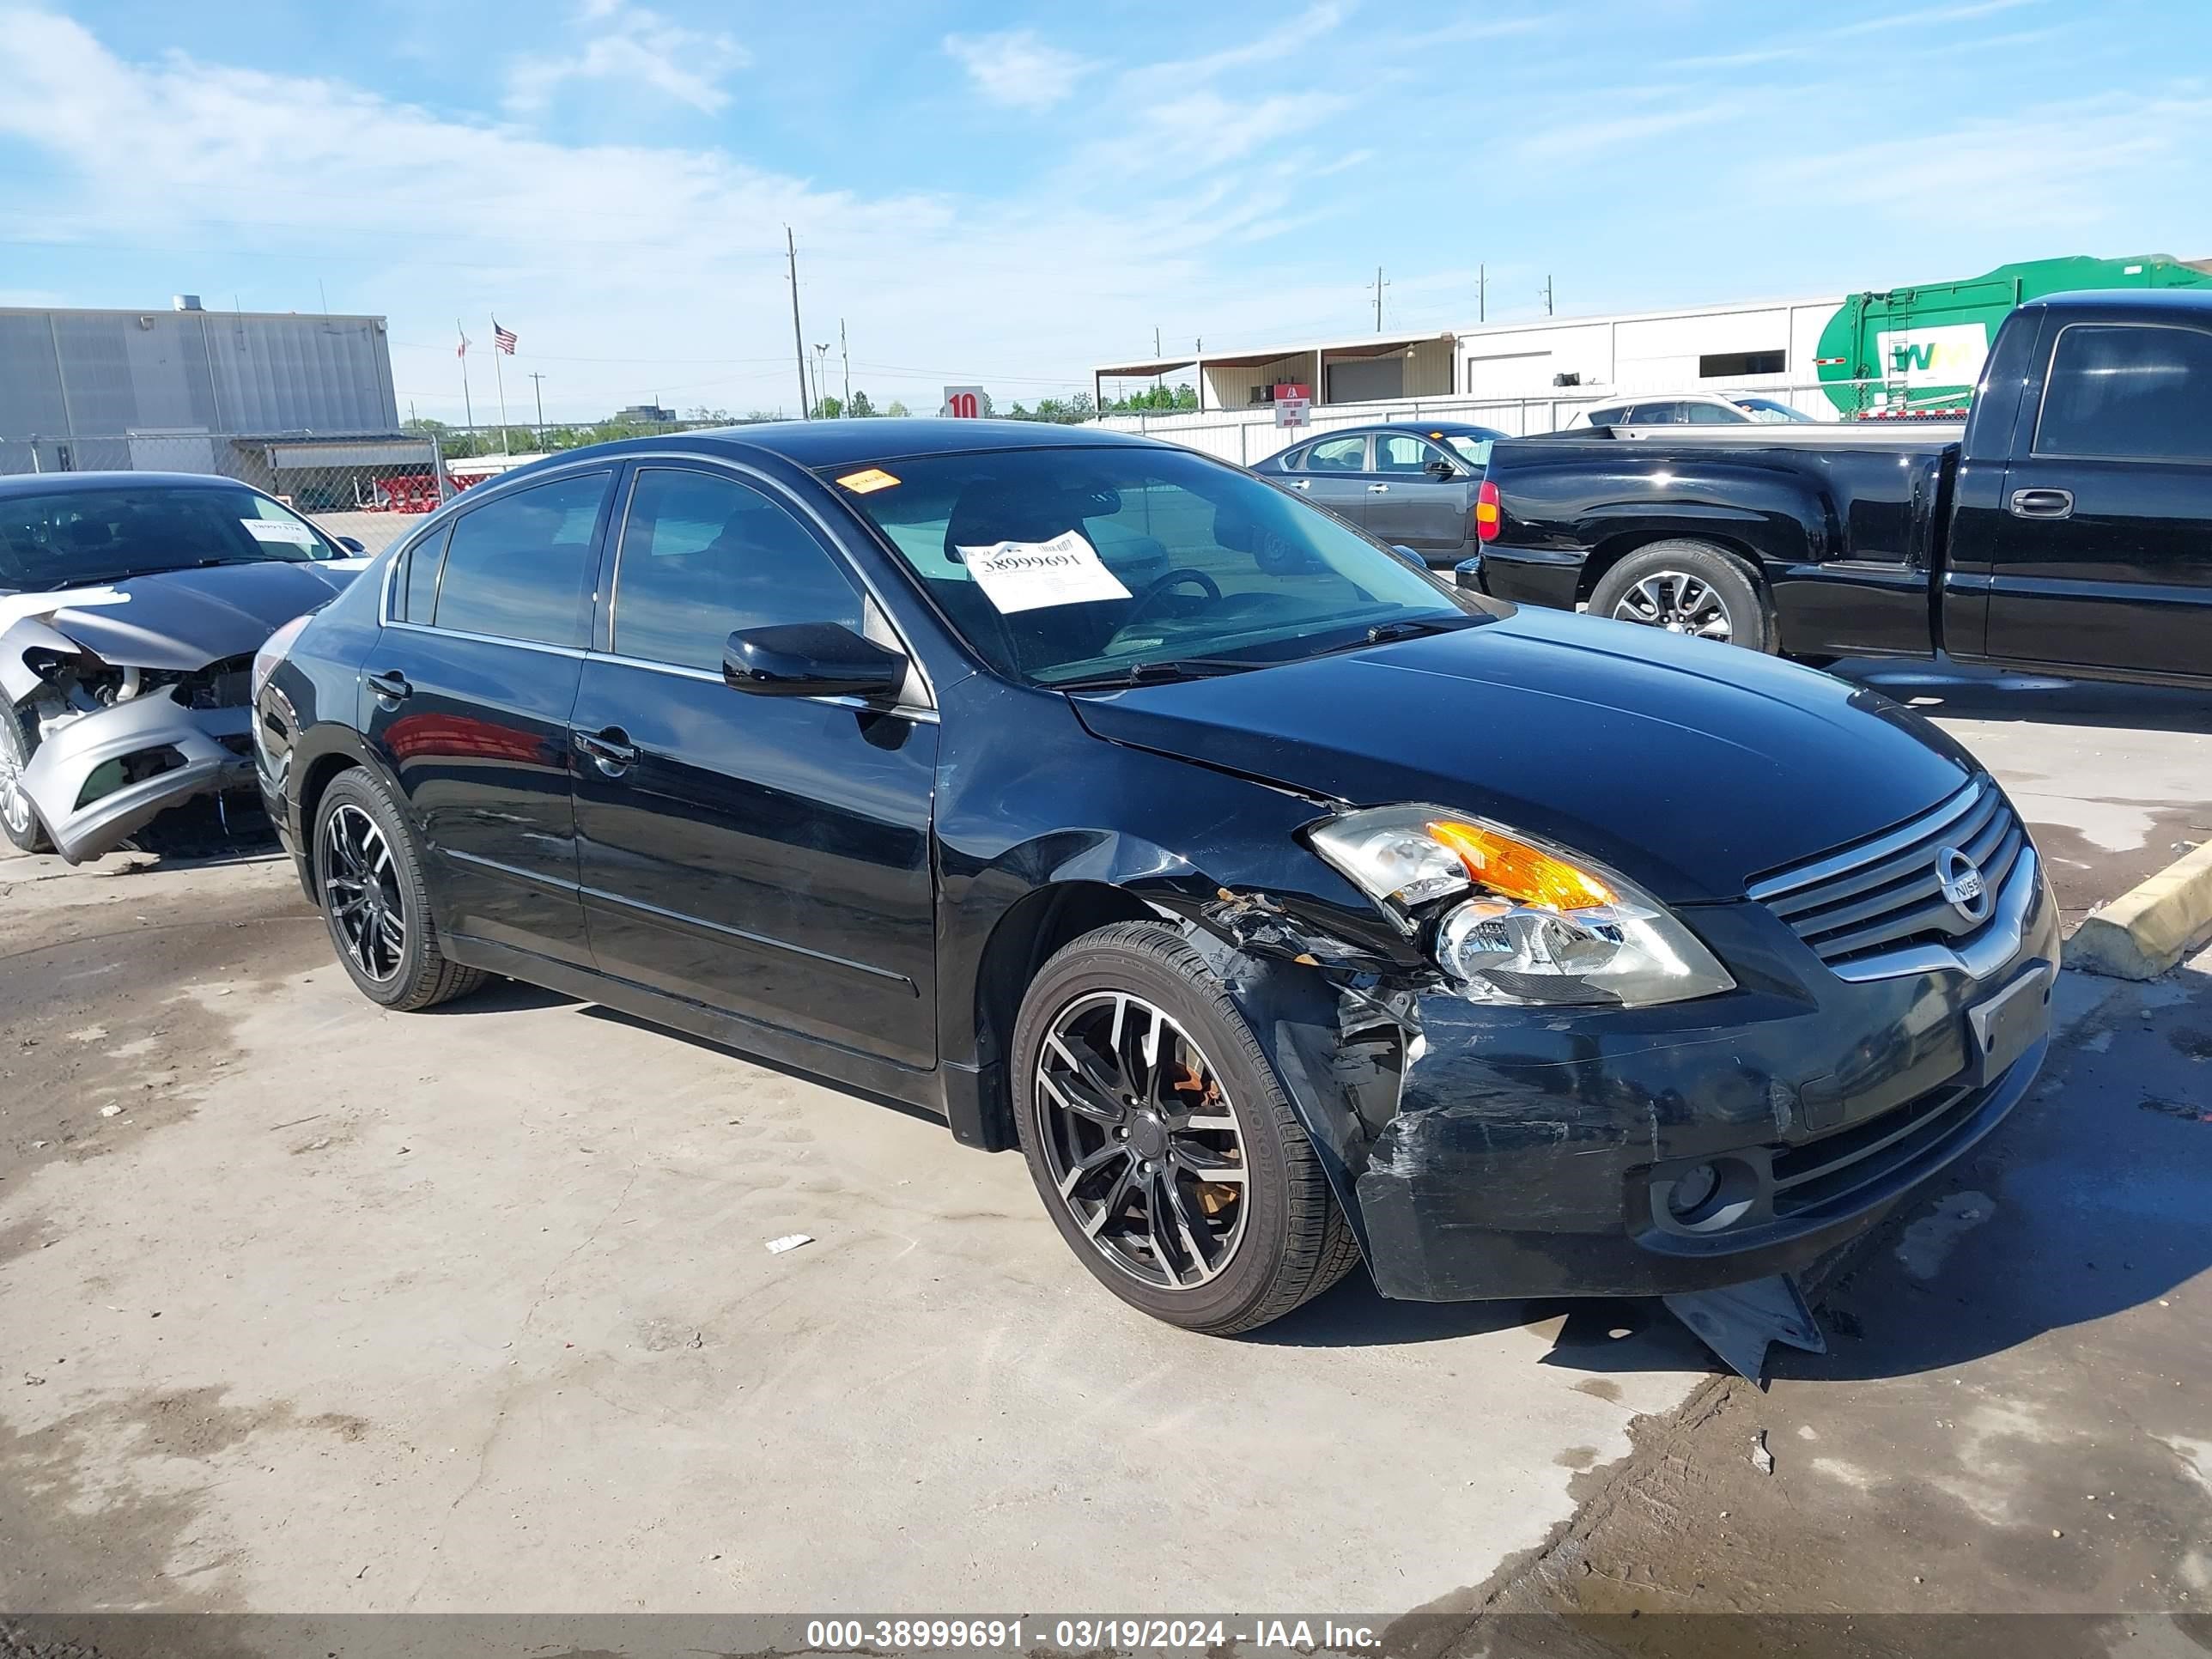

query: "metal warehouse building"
left=0, top=299, right=414, bottom=492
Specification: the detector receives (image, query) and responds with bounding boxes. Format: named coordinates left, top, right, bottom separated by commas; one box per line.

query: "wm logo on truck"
left=1876, top=324, right=1990, bottom=386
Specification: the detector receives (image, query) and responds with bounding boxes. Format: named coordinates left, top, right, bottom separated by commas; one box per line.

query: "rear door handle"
left=573, top=726, right=639, bottom=776
left=1288, top=478, right=1310, bottom=490
left=2008, top=487, right=2075, bottom=520
left=366, top=671, right=410, bottom=702
left=1367, top=483, right=1391, bottom=493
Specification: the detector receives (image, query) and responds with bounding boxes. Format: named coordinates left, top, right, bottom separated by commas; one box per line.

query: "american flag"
left=493, top=319, right=517, bottom=355
left=455, top=329, right=468, bottom=358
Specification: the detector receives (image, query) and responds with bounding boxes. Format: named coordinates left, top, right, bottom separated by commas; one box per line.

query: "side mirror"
left=1424, top=459, right=1457, bottom=482
left=336, top=535, right=367, bottom=554
left=1387, top=544, right=1428, bottom=573
left=724, top=622, right=908, bottom=700
left=1453, top=555, right=1486, bottom=593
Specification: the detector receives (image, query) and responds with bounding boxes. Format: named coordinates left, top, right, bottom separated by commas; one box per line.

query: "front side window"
left=1628, top=403, right=1688, bottom=424
left=2035, top=325, right=2212, bottom=462
left=834, top=445, right=1487, bottom=689
left=1733, top=397, right=1815, bottom=423
left=613, top=468, right=862, bottom=672
left=1302, top=434, right=1368, bottom=472
left=0, top=483, right=339, bottom=591
left=1685, top=400, right=1744, bottom=424
left=1375, top=435, right=1444, bottom=474
left=430, top=471, right=611, bottom=647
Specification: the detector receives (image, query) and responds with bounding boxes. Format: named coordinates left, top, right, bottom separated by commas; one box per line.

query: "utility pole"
left=1478, top=264, right=1486, bottom=324
left=527, top=373, right=547, bottom=447
left=1542, top=274, right=1554, bottom=316
left=1370, top=265, right=1389, bottom=332
left=786, top=225, right=810, bottom=420
left=812, top=343, right=832, bottom=416
left=839, top=319, right=851, bottom=411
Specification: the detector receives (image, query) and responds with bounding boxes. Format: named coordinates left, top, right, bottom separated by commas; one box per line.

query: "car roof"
left=0, top=471, right=263, bottom=498
left=550, top=417, right=1174, bottom=473
left=2032, top=287, right=2212, bottom=315
left=1287, top=420, right=1504, bottom=438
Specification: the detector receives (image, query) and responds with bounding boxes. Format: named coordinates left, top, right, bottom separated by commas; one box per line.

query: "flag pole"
left=491, top=319, right=511, bottom=455
left=458, top=320, right=475, bottom=434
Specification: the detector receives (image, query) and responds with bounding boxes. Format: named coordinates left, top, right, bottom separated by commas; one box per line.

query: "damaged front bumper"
left=19, top=692, right=257, bottom=863
left=1223, top=855, right=2061, bottom=1304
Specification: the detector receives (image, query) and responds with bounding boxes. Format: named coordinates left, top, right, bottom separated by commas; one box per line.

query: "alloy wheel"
left=320, top=803, right=406, bottom=981
left=1034, top=990, right=1249, bottom=1291
left=1613, top=571, right=1733, bottom=641
left=0, top=753, right=31, bottom=841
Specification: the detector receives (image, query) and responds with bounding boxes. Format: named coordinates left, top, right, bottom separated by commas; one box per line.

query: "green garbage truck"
left=1814, top=252, right=2212, bottom=419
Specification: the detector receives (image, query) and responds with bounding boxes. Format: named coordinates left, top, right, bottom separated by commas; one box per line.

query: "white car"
left=1566, top=392, right=1820, bottom=428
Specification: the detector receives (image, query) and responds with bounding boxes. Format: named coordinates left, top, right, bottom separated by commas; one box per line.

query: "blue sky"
left=2, top=0, right=2206, bottom=422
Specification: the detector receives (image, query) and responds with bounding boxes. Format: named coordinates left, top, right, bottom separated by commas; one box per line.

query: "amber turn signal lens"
left=1425, top=820, right=1617, bottom=910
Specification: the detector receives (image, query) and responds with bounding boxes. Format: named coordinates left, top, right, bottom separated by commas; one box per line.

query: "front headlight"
left=1306, top=805, right=1735, bottom=1008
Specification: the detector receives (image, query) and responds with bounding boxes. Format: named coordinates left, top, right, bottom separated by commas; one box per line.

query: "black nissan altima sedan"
left=252, top=419, right=2057, bottom=1337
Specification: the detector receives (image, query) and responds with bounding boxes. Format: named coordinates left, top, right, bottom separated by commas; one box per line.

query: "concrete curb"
left=2068, top=838, right=2212, bottom=981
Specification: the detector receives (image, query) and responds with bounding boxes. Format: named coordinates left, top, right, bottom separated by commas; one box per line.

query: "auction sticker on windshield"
left=242, top=517, right=319, bottom=544
left=956, top=529, right=1133, bottom=613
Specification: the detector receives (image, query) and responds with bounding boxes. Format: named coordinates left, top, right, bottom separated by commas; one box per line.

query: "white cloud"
left=943, top=29, right=1090, bottom=112
left=1824, top=0, right=2035, bottom=38
left=506, top=0, right=747, bottom=115
left=0, top=6, right=1383, bottom=417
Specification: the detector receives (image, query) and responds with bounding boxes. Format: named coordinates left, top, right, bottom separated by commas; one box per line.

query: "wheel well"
left=296, top=753, right=362, bottom=881
left=969, top=881, right=1158, bottom=1148
left=1577, top=532, right=1765, bottom=603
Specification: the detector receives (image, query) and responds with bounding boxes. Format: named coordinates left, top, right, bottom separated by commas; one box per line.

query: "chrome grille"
left=1747, top=778, right=2027, bottom=970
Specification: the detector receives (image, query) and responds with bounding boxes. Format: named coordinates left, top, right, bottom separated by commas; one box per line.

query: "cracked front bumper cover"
left=1351, top=873, right=2059, bottom=1302
left=21, top=694, right=256, bottom=863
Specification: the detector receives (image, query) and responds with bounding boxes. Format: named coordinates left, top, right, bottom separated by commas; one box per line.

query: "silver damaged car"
left=1, top=472, right=362, bottom=862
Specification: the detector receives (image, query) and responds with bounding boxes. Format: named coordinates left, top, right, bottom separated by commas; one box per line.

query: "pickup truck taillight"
left=1474, top=479, right=1502, bottom=543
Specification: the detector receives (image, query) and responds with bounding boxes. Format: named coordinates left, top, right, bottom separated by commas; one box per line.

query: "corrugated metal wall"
left=0, top=307, right=398, bottom=441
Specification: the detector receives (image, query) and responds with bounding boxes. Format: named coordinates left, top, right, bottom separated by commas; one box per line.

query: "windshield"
left=1732, top=397, right=1815, bottom=423
left=1442, top=434, right=1495, bottom=467
left=0, top=483, right=338, bottom=590
left=832, top=445, right=1486, bottom=687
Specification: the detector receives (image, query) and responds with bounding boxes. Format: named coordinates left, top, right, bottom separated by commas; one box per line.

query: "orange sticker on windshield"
left=836, top=467, right=900, bottom=494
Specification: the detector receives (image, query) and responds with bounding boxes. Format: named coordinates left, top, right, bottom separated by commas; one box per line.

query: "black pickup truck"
left=1468, top=289, right=2212, bottom=687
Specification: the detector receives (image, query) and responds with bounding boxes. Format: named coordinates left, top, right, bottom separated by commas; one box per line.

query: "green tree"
left=885, top=398, right=910, bottom=417
left=848, top=389, right=877, bottom=417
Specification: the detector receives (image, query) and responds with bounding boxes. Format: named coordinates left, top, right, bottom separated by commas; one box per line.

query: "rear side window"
left=2035, top=325, right=2212, bottom=462
left=400, top=525, right=449, bottom=623
left=1376, top=434, right=1442, bottom=473
left=612, top=467, right=861, bottom=672
left=1303, top=434, right=1367, bottom=471
left=431, top=471, right=611, bottom=647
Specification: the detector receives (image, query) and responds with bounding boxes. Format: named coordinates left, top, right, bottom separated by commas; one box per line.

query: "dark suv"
left=255, top=420, right=2056, bottom=1339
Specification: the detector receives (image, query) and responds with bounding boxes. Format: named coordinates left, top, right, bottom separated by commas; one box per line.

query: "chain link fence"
left=1091, top=378, right=1963, bottom=466
left=1, top=430, right=452, bottom=556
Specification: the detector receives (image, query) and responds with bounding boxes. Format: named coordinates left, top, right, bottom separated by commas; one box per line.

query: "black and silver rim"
left=1612, top=572, right=1732, bottom=641
left=320, top=803, right=405, bottom=981
left=1035, top=991, right=1249, bottom=1291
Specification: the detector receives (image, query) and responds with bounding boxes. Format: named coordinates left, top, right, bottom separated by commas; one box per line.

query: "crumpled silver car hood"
left=1, top=560, right=357, bottom=863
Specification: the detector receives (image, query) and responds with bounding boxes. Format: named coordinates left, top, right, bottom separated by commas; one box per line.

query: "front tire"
left=1588, top=539, right=1773, bottom=653
left=1011, top=922, right=1360, bottom=1335
left=0, top=702, right=52, bottom=854
left=313, top=769, right=488, bottom=1011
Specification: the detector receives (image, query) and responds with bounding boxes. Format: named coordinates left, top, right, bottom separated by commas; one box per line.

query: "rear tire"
left=313, top=769, right=488, bottom=1012
left=1011, top=921, right=1361, bottom=1335
left=1589, top=539, right=1773, bottom=654
left=0, top=702, right=52, bottom=854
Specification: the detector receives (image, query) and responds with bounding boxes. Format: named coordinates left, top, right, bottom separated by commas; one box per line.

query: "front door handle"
left=2008, top=487, right=2075, bottom=520
left=365, top=670, right=410, bottom=702
left=1288, top=478, right=1310, bottom=489
left=1367, top=483, right=1391, bottom=493
left=573, top=726, right=639, bottom=776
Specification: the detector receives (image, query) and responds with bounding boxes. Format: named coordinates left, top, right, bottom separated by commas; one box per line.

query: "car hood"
left=15, top=561, right=356, bottom=672
left=1066, top=607, right=1978, bottom=903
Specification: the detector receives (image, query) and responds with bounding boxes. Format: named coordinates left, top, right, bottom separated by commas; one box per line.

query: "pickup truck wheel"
left=1589, top=541, right=1772, bottom=654
left=1011, top=922, right=1362, bottom=1335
